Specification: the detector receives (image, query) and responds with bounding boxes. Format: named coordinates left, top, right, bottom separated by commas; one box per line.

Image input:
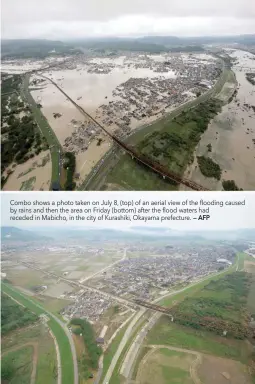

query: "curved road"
left=137, top=345, right=202, bottom=384
left=2, top=283, right=79, bottom=384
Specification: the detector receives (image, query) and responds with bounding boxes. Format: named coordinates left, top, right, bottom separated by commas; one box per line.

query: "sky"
left=1, top=191, right=255, bottom=231
left=2, top=0, right=255, bottom=40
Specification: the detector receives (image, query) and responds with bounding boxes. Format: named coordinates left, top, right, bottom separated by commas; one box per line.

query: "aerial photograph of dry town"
left=1, top=224, right=255, bottom=384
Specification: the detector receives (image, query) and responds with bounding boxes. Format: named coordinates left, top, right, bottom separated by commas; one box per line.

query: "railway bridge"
left=34, top=73, right=209, bottom=191
left=133, top=299, right=174, bottom=319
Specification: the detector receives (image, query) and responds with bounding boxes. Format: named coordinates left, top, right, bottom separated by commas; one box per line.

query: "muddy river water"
left=184, top=49, right=255, bottom=191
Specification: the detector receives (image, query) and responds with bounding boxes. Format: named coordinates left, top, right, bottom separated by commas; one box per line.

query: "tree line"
left=70, top=318, right=102, bottom=379
left=1, top=293, right=38, bottom=335
left=170, top=272, right=252, bottom=340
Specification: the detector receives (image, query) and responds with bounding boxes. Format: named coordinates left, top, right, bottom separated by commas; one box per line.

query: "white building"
left=217, top=258, right=232, bottom=265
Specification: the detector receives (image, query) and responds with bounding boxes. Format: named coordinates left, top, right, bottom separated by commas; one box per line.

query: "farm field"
left=142, top=263, right=255, bottom=384
left=2, top=346, right=34, bottom=384
left=147, top=317, right=251, bottom=362
left=1, top=291, right=57, bottom=384
left=2, top=324, right=57, bottom=384
left=135, top=346, right=251, bottom=384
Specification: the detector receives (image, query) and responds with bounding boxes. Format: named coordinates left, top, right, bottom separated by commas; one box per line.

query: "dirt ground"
left=198, top=354, right=252, bottom=384
left=2, top=323, right=57, bottom=384
left=137, top=345, right=252, bottom=384
left=2, top=342, right=38, bottom=384
left=137, top=348, right=194, bottom=384
left=3, top=150, right=51, bottom=191
left=244, top=261, right=255, bottom=274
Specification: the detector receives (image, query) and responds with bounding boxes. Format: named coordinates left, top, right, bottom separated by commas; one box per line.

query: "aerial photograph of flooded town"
left=1, top=35, right=255, bottom=191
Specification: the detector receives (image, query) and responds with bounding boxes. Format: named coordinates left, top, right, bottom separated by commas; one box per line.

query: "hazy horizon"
left=2, top=0, right=255, bottom=40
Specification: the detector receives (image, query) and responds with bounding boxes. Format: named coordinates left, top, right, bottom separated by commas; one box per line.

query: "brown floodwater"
left=184, top=49, right=255, bottom=191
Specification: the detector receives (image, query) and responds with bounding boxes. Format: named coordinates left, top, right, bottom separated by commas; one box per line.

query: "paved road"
left=80, top=248, right=127, bottom=283
left=93, top=355, right=104, bottom=384
left=2, top=283, right=79, bottom=384
left=20, top=261, right=134, bottom=309
left=120, top=312, right=161, bottom=379
left=102, top=309, right=146, bottom=384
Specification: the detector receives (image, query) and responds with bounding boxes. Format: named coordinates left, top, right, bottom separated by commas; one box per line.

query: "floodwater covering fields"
left=183, top=49, right=255, bottom=191
left=27, top=52, right=218, bottom=185
left=2, top=50, right=254, bottom=190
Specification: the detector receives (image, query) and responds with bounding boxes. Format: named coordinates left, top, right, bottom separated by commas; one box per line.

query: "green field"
left=135, top=348, right=193, bottom=384
left=2, top=323, right=57, bottom=384
left=2, top=282, right=74, bottom=384
left=237, top=252, right=254, bottom=271
left=2, top=346, right=33, bottom=384
left=36, top=338, right=57, bottom=384
left=170, top=272, right=251, bottom=339
left=144, top=254, right=254, bottom=379
left=1, top=292, right=38, bottom=335
left=104, top=98, right=222, bottom=190
left=21, top=74, right=62, bottom=186
left=106, top=154, right=177, bottom=191
left=147, top=317, right=251, bottom=362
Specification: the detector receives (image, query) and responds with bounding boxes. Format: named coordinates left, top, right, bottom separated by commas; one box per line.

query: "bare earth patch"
left=137, top=345, right=252, bottom=384
left=198, top=354, right=252, bottom=384
left=244, top=261, right=255, bottom=273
